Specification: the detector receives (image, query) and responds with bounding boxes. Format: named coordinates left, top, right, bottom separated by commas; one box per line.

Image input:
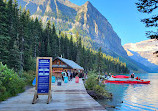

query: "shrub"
left=85, top=75, right=98, bottom=90
left=85, top=71, right=112, bottom=99
left=22, top=70, right=35, bottom=85
left=0, top=63, right=25, bottom=101
left=93, top=85, right=110, bottom=97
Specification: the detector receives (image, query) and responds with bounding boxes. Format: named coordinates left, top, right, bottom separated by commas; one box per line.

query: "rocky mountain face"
left=16, top=0, right=127, bottom=57
left=16, top=0, right=157, bottom=72
left=124, top=39, right=158, bottom=72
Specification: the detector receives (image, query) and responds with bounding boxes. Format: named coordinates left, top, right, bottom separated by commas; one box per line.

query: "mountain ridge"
left=17, top=0, right=127, bottom=57
left=16, top=0, right=156, bottom=72
left=124, top=39, right=158, bottom=72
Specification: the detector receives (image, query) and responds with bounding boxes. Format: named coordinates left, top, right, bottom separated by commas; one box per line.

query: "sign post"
left=32, top=57, right=52, bottom=104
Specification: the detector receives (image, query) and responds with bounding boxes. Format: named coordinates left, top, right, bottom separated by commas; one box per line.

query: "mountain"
left=16, top=0, right=155, bottom=72
left=16, top=0, right=127, bottom=57
left=124, top=39, right=158, bottom=72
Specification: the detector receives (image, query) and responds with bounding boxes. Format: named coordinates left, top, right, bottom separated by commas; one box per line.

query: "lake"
left=99, top=73, right=158, bottom=111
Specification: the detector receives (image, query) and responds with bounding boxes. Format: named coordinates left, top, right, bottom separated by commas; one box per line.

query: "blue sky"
left=69, top=0, right=152, bottom=45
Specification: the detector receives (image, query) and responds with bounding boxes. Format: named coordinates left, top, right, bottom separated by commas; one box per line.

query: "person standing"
left=131, top=73, right=135, bottom=78
left=70, top=71, right=72, bottom=81
left=85, top=72, right=88, bottom=79
left=68, top=71, right=71, bottom=81
left=105, top=72, right=107, bottom=78
left=73, top=71, right=75, bottom=78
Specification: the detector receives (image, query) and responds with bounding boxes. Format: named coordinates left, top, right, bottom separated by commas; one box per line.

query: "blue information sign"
left=37, top=59, right=50, bottom=93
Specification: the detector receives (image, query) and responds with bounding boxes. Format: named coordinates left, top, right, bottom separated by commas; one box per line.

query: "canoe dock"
left=0, top=78, right=106, bottom=111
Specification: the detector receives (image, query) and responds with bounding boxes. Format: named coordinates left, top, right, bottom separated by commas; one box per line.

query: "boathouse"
left=52, top=57, right=84, bottom=77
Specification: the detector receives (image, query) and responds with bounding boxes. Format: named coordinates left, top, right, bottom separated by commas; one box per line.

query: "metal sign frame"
left=32, top=57, right=52, bottom=104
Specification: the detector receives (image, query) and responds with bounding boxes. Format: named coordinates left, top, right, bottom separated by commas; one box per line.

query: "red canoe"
left=112, top=75, right=130, bottom=78
left=104, top=75, right=150, bottom=84
left=104, top=80, right=150, bottom=84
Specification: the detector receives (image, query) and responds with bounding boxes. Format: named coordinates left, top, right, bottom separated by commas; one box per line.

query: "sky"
left=69, top=0, right=152, bottom=45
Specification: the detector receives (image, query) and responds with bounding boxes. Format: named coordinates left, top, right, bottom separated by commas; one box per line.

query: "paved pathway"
left=0, top=78, right=106, bottom=111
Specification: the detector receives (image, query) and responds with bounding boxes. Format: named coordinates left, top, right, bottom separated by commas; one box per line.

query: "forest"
left=0, top=0, right=129, bottom=74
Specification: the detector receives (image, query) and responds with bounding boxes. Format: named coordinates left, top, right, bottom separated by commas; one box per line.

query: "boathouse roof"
left=53, top=57, right=84, bottom=70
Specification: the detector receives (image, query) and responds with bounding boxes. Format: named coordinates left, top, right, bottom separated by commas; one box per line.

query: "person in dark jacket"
left=131, top=73, right=135, bottom=78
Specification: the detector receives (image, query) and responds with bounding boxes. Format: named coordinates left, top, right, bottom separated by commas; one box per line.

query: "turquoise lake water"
left=99, top=73, right=158, bottom=111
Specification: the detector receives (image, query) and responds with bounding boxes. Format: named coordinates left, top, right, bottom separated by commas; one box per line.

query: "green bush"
left=85, top=71, right=111, bottom=99
left=87, top=70, right=97, bottom=77
left=93, top=85, right=110, bottom=97
left=22, top=70, right=35, bottom=85
left=0, top=63, right=25, bottom=101
left=85, top=75, right=98, bottom=90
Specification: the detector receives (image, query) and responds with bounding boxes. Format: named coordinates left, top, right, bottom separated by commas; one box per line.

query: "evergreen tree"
left=63, top=34, right=68, bottom=58
left=0, top=0, right=10, bottom=64
left=59, top=32, right=65, bottom=57
left=40, top=41, right=45, bottom=57
left=136, top=0, right=158, bottom=39
left=76, top=33, right=82, bottom=64
left=0, top=0, right=8, bottom=36
left=51, top=23, right=58, bottom=58
left=32, top=18, right=42, bottom=58
left=47, top=42, right=51, bottom=57
left=8, top=40, right=21, bottom=72
left=136, top=0, right=158, bottom=56
left=6, top=0, right=14, bottom=37
left=80, top=46, right=85, bottom=68
left=0, top=35, right=10, bottom=64
left=18, top=8, right=29, bottom=72
left=97, top=47, right=103, bottom=73
left=69, top=35, right=74, bottom=60
left=44, top=20, right=52, bottom=56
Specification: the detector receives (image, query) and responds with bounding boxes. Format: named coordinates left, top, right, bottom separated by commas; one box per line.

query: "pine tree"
left=0, top=0, right=8, bottom=36
left=69, top=35, right=74, bottom=60
left=63, top=34, right=68, bottom=58
left=8, top=40, right=21, bottom=72
left=0, top=0, right=10, bottom=64
left=47, top=42, right=51, bottom=57
left=32, top=18, right=42, bottom=58
left=76, top=33, right=82, bottom=65
left=50, top=23, right=58, bottom=58
left=0, top=35, right=10, bottom=64
left=80, top=46, right=85, bottom=68
left=59, top=32, right=65, bottom=57
left=7, top=0, right=14, bottom=37
left=97, top=47, right=103, bottom=74
left=44, top=20, right=52, bottom=57
left=18, top=8, right=29, bottom=72
left=40, top=41, right=45, bottom=57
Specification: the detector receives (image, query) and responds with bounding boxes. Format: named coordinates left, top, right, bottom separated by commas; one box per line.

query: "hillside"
left=16, top=0, right=127, bottom=57
left=15, top=0, right=156, bottom=73
left=124, top=39, right=158, bottom=72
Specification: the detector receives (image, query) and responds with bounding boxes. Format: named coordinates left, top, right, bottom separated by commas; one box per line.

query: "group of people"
left=104, top=72, right=136, bottom=79
left=104, top=72, right=111, bottom=78
left=61, top=70, right=85, bottom=81
left=131, top=73, right=142, bottom=80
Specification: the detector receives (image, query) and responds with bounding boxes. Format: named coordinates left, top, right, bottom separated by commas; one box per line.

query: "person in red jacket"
left=135, top=77, right=138, bottom=80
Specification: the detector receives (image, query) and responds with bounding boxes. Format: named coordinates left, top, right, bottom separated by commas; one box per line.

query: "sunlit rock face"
left=124, top=39, right=158, bottom=72
left=17, top=0, right=127, bottom=57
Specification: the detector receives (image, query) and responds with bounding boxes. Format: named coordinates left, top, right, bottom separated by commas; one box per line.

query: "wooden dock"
left=0, top=78, right=106, bottom=111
